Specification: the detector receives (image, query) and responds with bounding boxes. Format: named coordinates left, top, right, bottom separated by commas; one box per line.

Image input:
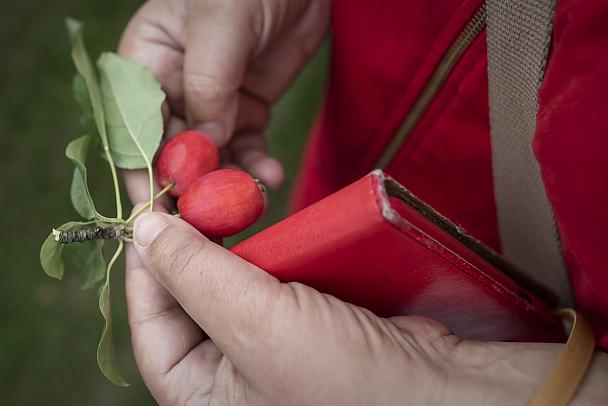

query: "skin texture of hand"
left=118, top=0, right=331, bottom=205
left=128, top=211, right=608, bottom=406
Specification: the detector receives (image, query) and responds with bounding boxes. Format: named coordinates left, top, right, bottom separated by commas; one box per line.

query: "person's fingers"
left=183, top=0, right=259, bottom=146
left=230, top=132, right=284, bottom=189
left=125, top=205, right=221, bottom=402
left=122, top=169, right=174, bottom=209
left=234, top=91, right=271, bottom=133
left=239, top=0, right=331, bottom=102
left=126, top=242, right=212, bottom=379
left=132, top=211, right=284, bottom=366
left=165, top=114, right=188, bottom=138
left=229, top=92, right=284, bottom=188
left=118, top=0, right=187, bottom=115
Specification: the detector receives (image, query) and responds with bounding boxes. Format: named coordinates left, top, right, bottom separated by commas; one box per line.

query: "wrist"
left=444, top=340, right=608, bottom=406
left=444, top=341, right=559, bottom=406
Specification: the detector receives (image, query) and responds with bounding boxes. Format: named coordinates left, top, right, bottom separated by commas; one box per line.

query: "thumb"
left=132, top=212, right=283, bottom=361
left=184, top=0, right=258, bottom=146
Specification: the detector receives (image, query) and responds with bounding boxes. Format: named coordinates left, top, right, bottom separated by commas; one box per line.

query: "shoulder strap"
left=529, top=309, right=596, bottom=406
left=486, top=0, right=573, bottom=305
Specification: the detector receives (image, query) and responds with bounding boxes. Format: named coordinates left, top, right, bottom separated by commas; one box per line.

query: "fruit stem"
left=254, top=178, right=266, bottom=193
left=125, top=182, right=175, bottom=224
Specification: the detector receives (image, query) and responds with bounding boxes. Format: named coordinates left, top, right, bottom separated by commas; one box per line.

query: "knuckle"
left=393, top=316, right=460, bottom=360
left=184, top=70, right=235, bottom=103
left=151, top=225, right=209, bottom=283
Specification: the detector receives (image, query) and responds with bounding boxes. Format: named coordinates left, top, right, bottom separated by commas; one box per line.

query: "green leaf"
left=66, top=19, right=123, bottom=220
left=40, top=221, right=83, bottom=279
left=70, top=169, right=93, bottom=219
left=98, top=52, right=165, bottom=169
left=66, top=135, right=97, bottom=219
left=66, top=19, right=123, bottom=219
left=66, top=240, right=106, bottom=290
left=73, top=74, right=97, bottom=136
left=40, top=233, right=66, bottom=279
left=97, top=242, right=129, bottom=386
left=65, top=18, right=109, bottom=148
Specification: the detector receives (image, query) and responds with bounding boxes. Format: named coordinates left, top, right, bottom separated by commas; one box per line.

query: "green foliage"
left=98, top=52, right=165, bottom=169
left=40, top=18, right=167, bottom=387
left=40, top=224, right=70, bottom=280
left=66, top=240, right=106, bottom=290
left=97, top=242, right=128, bottom=386
left=73, top=74, right=98, bottom=136
left=66, top=135, right=97, bottom=219
left=66, top=17, right=123, bottom=219
left=40, top=221, right=94, bottom=279
left=65, top=18, right=110, bottom=149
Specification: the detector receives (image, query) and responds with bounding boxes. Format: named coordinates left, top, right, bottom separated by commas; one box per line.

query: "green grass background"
left=0, top=0, right=328, bottom=404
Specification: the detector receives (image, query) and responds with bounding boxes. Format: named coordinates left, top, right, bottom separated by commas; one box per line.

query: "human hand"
left=126, top=211, right=608, bottom=405
left=118, top=0, right=331, bottom=205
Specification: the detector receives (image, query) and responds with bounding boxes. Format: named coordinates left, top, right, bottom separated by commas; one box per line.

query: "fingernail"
left=133, top=213, right=170, bottom=248
left=195, top=122, right=226, bottom=146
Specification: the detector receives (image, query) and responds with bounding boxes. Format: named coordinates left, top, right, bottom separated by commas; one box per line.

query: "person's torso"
left=292, top=0, right=500, bottom=250
left=291, top=0, right=608, bottom=348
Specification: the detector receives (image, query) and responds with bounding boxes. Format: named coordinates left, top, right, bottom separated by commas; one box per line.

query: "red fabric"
left=534, top=0, right=608, bottom=349
left=291, top=0, right=608, bottom=348
left=233, top=172, right=565, bottom=343
left=291, top=0, right=500, bottom=251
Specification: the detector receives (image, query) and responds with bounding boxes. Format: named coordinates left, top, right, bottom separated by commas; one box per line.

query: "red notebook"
left=231, top=170, right=565, bottom=342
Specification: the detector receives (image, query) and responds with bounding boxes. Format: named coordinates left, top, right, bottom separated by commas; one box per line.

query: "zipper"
left=376, top=5, right=487, bottom=170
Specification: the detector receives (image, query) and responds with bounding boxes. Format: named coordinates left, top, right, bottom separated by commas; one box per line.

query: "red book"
left=231, top=170, right=564, bottom=342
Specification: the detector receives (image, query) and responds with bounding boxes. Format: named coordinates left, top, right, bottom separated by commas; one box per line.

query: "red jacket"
left=292, top=0, right=608, bottom=349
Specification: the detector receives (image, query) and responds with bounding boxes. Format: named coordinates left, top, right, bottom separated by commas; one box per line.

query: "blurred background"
left=0, top=0, right=328, bottom=404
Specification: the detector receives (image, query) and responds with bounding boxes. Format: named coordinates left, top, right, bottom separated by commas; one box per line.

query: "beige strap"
left=486, top=0, right=573, bottom=305
left=529, top=309, right=596, bottom=406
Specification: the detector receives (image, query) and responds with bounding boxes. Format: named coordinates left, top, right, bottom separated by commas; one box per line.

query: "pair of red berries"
left=155, top=130, right=265, bottom=238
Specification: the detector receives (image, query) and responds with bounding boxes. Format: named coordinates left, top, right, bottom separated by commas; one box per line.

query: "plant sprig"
left=39, top=18, right=169, bottom=386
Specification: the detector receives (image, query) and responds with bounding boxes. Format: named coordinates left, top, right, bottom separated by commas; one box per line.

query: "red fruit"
left=178, top=169, right=265, bottom=237
left=155, top=130, right=219, bottom=197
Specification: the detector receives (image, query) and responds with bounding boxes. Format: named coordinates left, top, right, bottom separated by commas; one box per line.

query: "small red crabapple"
left=178, top=169, right=266, bottom=237
left=155, top=130, right=219, bottom=197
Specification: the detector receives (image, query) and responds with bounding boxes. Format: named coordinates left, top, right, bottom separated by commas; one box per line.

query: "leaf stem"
left=125, top=181, right=174, bottom=224
left=128, top=132, right=155, bottom=215
left=95, top=214, right=125, bottom=224
left=103, top=145, right=123, bottom=220
left=106, top=241, right=123, bottom=284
